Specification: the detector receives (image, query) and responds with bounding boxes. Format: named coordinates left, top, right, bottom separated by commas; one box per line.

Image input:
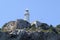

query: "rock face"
left=40, top=23, right=49, bottom=30
left=16, top=19, right=31, bottom=29
left=2, top=19, right=31, bottom=32
left=2, top=21, right=16, bottom=32
left=0, top=30, right=60, bottom=40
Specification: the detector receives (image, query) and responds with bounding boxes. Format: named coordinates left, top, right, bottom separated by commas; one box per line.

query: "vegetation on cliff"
left=1, top=22, right=60, bottom=34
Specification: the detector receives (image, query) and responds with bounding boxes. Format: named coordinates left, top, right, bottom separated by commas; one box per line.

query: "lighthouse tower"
left=24, top=9, right=30, bottom=22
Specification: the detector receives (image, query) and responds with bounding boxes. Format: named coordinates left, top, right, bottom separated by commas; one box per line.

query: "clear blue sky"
left=0, top=0, right=60, bottom=28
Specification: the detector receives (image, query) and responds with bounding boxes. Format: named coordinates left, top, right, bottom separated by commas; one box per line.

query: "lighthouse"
left=24, top=9, right=30, bottom=22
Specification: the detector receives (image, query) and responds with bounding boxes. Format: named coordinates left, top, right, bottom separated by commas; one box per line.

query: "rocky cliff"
left=0, top=30, right=60, bottom=40
left=1, top=19, right=60, bottom=40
